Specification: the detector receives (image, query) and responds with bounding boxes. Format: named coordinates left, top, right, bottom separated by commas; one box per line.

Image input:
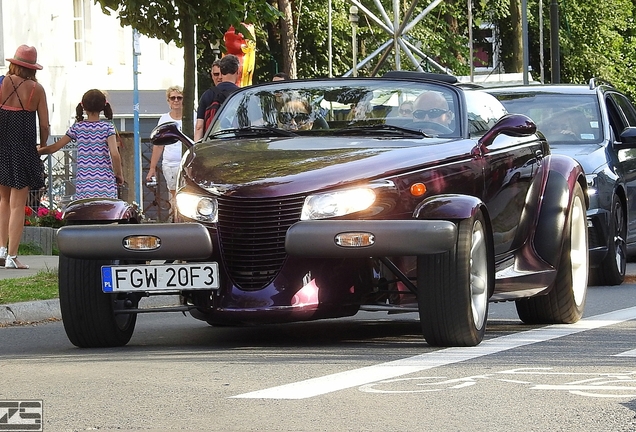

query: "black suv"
left=486, top=80, right=636, bottom=285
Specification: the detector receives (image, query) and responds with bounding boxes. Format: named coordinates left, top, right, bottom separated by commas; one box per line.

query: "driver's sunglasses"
left=413, top=108, right=448, bottom=120
left=278, top=112, right=310, bottom=124
left=169, top=95, right=183, bottom=101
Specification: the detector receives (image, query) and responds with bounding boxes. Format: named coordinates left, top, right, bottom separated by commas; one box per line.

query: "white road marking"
left=232, top=307, right=636, bottom=399
left=613, top=348, right=636, bottom=357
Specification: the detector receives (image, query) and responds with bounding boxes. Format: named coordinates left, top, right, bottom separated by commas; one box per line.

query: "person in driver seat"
left=412, top=91, right=454, bottom=129
left=277, top=98, right=329, bottom=131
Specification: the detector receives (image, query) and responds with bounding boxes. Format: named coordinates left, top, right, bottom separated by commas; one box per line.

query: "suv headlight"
left=301, top=188, right=376, bottom=220
left=176, top=193, right=218, bottom=222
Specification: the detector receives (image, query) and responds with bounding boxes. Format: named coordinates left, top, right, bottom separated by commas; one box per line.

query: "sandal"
left=5, top=255, right=29, bottom=269
left=0, top=246, right=6, bottom=267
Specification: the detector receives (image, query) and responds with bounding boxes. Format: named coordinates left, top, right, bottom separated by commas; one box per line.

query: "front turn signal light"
left=334, top=232, right=375, bottom=247
left=123, top=235, right=161, bottom=250
left=410, top=183, right=427, bottom=197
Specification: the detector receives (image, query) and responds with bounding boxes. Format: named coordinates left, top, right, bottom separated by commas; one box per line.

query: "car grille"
left=216, top=195, right=306, bottom=290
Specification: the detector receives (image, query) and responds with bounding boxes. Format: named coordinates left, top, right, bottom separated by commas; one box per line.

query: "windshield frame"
left=205, top=78, right=468, bottom=140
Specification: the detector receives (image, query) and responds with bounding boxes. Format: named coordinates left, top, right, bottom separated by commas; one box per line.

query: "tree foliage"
left=97, top=0, right=636, bottom=119
left=94, top=0, right=279, bottom=137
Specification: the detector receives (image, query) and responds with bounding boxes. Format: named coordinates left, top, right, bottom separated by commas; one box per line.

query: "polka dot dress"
left=0, top=108, right=45, bottom=190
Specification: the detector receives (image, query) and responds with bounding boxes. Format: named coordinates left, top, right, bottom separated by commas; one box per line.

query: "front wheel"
left=59, top=254, right=137, bottom=347
left=516, top=183, right=588, bottom=323
left=593, top=194, right=626, bottom=286
left=417, top=209, right=492, bottom=347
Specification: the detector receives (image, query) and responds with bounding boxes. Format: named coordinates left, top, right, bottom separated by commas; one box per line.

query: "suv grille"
left=216, top=195, right=306, bottom=290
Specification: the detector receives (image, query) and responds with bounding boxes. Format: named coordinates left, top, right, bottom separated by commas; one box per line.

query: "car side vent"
left=216, top=195, right=306, bottom=290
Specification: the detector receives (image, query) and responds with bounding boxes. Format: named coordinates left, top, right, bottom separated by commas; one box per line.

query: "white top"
left=157, top=112, right=183, bottom=167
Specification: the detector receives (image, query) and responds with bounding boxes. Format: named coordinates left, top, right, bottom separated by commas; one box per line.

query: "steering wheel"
left=411, top=121, right=453, bottom=135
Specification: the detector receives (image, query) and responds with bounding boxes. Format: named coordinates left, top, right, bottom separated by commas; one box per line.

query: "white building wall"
left=0, top=0, right=185, bottom=136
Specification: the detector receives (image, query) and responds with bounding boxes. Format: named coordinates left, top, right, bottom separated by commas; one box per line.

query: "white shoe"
left=0, top=247, right=6, bottom=267
left=5, top=255, right=29, bottom=269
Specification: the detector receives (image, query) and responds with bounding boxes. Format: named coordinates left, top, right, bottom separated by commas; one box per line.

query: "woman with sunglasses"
left=146, top=85, right=184, bottom=217
left=412, top=91, right=454, bottom=134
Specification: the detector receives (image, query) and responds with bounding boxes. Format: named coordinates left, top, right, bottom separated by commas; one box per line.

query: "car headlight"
left=585, top=174, right=597, bottom=197
left=176, top=193, right=218, bottom=222
left=301, top=188, right=376, bottom=220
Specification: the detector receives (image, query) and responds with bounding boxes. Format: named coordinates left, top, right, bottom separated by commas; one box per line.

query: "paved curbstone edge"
left=0, top=296, right=180, bottom=325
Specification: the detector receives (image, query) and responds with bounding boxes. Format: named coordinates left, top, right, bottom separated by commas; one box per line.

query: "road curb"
left=0, top=299, right=61, bottom=324
left=0, top=296, right=179, bottom=325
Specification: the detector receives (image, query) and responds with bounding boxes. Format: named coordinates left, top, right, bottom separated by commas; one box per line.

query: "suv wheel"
left=594, top=194, right=626, bottom=286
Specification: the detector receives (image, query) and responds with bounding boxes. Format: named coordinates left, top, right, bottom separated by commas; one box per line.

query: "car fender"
left=63, top=198, right=142, bottom=223
left=533, top=154, right=587, bottom=267
left=413, top=194, right=485, bottom=221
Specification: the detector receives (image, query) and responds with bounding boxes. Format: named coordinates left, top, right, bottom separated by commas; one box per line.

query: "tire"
left=516, top=183, right=588, bottom=323
left=59, top=254, right=137, bottom=348
left=417, top=210, right=492, bottom=347
left=594, top=194, right=626, bottom=286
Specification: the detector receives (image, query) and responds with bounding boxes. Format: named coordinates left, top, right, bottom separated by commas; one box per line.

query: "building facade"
left=0, top=0, right=185, bottom=137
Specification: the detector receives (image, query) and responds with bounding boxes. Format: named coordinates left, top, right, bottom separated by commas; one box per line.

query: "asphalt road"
left=1, top=281, right=635, bottom=431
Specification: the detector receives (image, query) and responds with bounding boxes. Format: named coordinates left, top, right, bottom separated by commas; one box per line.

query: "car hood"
left=184, top=136, right=473, bottom=197
left=548, top=143, right=607, bottom=174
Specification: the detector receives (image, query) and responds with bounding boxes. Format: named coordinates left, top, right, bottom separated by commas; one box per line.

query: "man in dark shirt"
left=194, top=54, right=240, bottom=140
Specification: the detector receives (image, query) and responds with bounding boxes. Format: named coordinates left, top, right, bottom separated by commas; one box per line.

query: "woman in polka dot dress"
left=0, top=45, right=50, bottom=269
left=40, top=89, right=124, bottom=201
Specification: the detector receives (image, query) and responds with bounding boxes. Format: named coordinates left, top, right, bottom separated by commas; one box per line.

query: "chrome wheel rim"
left=470, top=219, right=488, bottom=330
left=613, top=202, right=626, bottom=275
left=570, top=194, right=588, bottom=306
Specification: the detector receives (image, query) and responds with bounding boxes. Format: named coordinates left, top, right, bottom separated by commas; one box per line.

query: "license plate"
left=102, top=263, right=219, bottom=292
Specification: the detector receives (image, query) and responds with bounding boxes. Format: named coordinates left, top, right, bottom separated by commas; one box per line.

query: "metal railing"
left=32, top=137, right=172, bottom=222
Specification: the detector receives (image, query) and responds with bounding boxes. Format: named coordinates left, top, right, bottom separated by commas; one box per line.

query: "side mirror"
left=478, top=114, right=537, bottom=147
left=150, top=121, right=194, bottom=149
left=615, top=126, right=636, bottom=149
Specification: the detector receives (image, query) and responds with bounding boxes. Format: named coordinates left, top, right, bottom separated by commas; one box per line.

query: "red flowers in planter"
left=24, top=206, right=65, bottom=228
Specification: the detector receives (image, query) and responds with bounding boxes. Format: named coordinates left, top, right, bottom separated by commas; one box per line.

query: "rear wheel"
left=417, top=210, right=492, bottom=347
left=516, top=183, right=588, bottom=323
left=59, top=254, right=137, bottom=347
left=594, top=194, right=626, bottom=286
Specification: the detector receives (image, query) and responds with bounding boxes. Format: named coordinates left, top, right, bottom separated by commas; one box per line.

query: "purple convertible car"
left=57, top=72, right=589, bottom=348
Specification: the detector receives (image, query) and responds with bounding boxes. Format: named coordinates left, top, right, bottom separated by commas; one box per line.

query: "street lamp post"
left=349, top=5, right=359, bottom=77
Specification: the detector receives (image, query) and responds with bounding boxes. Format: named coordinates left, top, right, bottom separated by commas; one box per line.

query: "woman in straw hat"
left=0, top=45, right=50, bottom=269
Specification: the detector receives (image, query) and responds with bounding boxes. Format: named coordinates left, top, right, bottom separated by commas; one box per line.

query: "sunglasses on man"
left=413, top=108, right=449, bottom=120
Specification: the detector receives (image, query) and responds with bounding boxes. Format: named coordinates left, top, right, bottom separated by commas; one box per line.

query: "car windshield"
left=493, top=93, right=603, bottom=144
left=207, top=79, right=462, bottom=138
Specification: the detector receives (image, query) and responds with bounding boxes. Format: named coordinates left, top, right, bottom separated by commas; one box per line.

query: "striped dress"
left=66, top=120, right=117, bottom=199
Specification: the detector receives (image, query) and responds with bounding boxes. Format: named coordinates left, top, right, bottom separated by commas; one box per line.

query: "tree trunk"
left=509, top=0, right=523, bottom=73
left=180, top=12, right=196, bottom=139
left=278, top=0, right=297, bottom=79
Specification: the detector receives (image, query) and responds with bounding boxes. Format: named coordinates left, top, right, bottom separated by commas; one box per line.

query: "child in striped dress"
left=39, top=89, right=123, bottom=199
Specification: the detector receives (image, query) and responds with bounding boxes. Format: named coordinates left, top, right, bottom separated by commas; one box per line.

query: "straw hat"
left=6, top=45, right=42, bottom=70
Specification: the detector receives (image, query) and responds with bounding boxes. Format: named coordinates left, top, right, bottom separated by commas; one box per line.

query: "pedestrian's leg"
left=0, top=185, right=10, bottom=264
left=7, top=186, right=30, bottom=257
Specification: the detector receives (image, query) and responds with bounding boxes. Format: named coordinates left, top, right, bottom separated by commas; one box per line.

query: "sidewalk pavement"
left=2, top=256, right=636, bottom=325
left=0, top=255, right=178, bottom=325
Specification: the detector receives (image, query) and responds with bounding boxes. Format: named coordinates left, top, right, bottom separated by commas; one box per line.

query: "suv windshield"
left=494, top=93, right=603, bottom=144
left=208, top=79, right=463, bottom=138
